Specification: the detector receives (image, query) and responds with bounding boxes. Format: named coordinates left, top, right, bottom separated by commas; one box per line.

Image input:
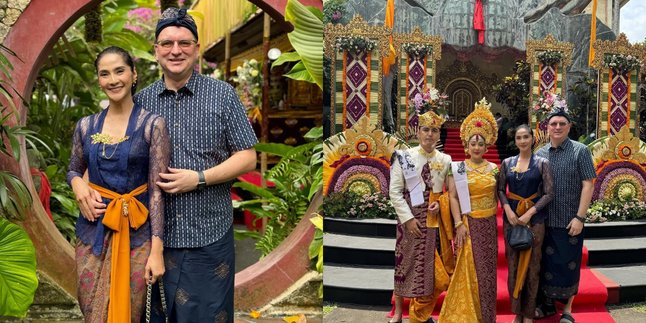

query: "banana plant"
left=271, top=0, right=323, bottom=89
left=0, top=45, right=38, bottom=318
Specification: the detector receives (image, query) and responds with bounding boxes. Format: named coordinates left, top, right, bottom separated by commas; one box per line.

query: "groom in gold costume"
left=389, top=107, right=454, bottom=323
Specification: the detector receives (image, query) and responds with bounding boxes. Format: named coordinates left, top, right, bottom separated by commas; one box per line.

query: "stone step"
left=585, top=219, right=646, bottom=238
left=592, top=263, right=646, bottom=304
left=324, top=217, right=396, bottom=238
left=325, top=217, right=646, bottom=240
left=323, top=265, right=393, bottom=306
left=585, top=236, right=646, bottom=266
left=324, top=232, right=394, bottom=267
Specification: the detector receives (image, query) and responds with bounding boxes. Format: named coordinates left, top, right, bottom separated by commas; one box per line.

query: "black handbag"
left=145, top=280, right=168, bottom=323
left=507, top=225, right=534, bottom=250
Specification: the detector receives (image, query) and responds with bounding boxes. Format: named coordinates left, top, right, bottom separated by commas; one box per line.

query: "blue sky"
left=620, top=0, right=646, bottom=43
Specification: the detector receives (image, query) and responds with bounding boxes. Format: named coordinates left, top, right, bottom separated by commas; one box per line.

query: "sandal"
left=534, top=303, right=556, bottom=319
left=559, top=312, right=575, bottom=323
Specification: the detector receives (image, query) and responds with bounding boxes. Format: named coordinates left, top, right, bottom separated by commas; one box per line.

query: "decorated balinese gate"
left=591, top=34, right=644, bottom=138
left=324, top=15, right=389, bottom=134
left=587, top=34, right=646, bottom=204
left=392, top=27, right=442, bottom=139
left=526, top=34, right=573, bottom=132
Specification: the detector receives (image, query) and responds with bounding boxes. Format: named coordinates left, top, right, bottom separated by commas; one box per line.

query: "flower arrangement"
left=232, top=59, right=262, bottom=122
left=410, top=86, right=450, bottom=117
left=336, top=36, right=376, bottom=54
left=537, top=50, right=563, bottom=66
left=323, top=190, right=396, bottom=219
left=323, top=0, right=347, bottom=24
left=587, top=198, right=646, bottom=223
left=402, top=43, right=433, bottom=58
left=532, top=91, right=568, bottom=121
left=603, top=54, right=642, bottom=74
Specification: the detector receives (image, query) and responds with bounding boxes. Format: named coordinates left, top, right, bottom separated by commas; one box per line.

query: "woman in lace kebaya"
left=498, top=125, right=554, bottom=323
left=67, top=46, right=170, bottom=323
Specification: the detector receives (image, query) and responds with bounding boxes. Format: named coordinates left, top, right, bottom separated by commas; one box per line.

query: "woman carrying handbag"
left=497, top=124, right=554, bottom=323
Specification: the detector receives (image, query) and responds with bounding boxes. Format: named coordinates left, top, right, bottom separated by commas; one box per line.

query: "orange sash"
left=89, top=182, right=148, bottom=323
left=508, top=191, right=538, bottom=299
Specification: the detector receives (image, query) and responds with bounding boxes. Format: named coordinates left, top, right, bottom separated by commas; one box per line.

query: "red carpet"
left=389, top=129, right=614, bottom=322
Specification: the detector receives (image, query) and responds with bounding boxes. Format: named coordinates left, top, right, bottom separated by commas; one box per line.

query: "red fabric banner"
left=474, top=0, right=485, bottom=45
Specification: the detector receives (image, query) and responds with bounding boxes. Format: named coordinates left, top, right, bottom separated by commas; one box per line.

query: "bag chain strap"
left=145, top=280, right=169, bottom=323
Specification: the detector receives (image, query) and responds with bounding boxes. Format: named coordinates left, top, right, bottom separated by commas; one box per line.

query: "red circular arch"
left=2, top=0, right=320, bottom=307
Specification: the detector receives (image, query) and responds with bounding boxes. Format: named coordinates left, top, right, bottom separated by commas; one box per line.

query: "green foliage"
left=0, top=219, right=38, bottom=318
left=309, top=214, right=323, bottom=298
left=234, top=127, right=323, bottom=257
left=569, top=74, right=598, bottom=140
left=323, top=0, right=348, bottom=24
left=279, top=0, right=324, bottom=88
left=0, top=46, right=33, bottom=221
left=493, top=60, right=531, bottom=126
left=0, top=44, right=38, bottom=318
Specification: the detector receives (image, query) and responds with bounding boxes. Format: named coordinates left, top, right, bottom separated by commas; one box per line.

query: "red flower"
left=475, top=121, right=483, bottom=127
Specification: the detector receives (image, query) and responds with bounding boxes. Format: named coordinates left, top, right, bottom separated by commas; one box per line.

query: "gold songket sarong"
left=439, top=170, right=497, bottom=323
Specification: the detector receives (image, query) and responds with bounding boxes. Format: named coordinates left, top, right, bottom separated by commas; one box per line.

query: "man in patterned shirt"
left=135, top=7, right=258, bottom=322
left=535, top=109, right=595, bottom=323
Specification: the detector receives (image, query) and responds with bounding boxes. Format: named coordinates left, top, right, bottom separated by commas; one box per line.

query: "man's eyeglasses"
left=548, top=121, right=569, bottom=128
left=155, top=39, right=197, bottom=50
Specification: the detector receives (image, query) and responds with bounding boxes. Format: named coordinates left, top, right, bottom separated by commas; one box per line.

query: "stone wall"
left=0, top=0, right=31, bottom=44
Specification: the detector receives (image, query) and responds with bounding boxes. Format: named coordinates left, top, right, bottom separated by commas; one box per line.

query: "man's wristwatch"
left=574, top=215, right=586, bottom=223
left=197, top=170, right=207, bottom=190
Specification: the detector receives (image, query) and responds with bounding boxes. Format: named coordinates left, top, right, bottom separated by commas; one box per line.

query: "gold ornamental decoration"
left=591, top=33, right=646, bottom=70
left=323, top=15, right=390, bottom=59
left=526, top=34, right=574, bottom=67
left=392, top=27, right=442, bottom=61
left=599, top=126, right=646, bottom=164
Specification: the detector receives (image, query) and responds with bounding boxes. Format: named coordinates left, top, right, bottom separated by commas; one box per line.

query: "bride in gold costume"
left=439, top=98, right=499, bottom=323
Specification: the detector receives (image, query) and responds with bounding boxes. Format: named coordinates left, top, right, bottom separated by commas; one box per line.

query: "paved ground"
left=5, top=315, right=322, bottom=323
left=323, top=303, right=646, bottom=323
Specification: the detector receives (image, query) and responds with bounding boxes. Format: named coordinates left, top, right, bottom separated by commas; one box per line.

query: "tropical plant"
left=0, top=45, right=39, bottom=319
left=308, top=213, right=323, bottom=298
left=493, top=60, right=531, bottom=126
left=233, top=127, right=323, bottom=257
left=271, top=0, right=323, bottom=89
left=569, top=74, right=598, bottom=140
left=0, top=219, right=38, bottom=317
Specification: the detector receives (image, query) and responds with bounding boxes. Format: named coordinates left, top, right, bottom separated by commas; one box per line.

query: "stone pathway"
left=324, top=304, right=646, bottom=323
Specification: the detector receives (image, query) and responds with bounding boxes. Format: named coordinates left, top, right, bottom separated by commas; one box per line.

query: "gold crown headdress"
left=418, top=110, right=445, bottom=128
left=460, top=97, right=498, bottom=146
left=412, top=86, right=449, bottom=129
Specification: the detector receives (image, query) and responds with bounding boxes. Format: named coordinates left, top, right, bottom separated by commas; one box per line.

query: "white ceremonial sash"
left=397, top=150, right=425, bottom=207
left=451, top=161, right=471, bottom=215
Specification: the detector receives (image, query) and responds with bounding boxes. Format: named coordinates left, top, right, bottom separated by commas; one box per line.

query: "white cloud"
left=620, top=1, right=646, bottom=43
